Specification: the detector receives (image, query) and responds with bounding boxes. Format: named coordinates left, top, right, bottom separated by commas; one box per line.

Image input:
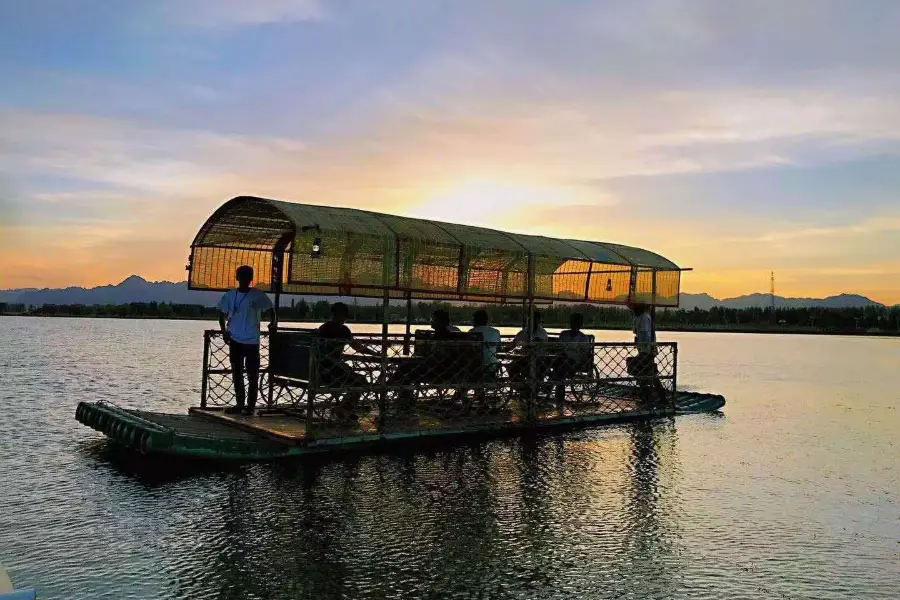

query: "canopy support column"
left=628, top=266, right=638, bottom=304
left=650, top=268, right=657, bottom=341
left=268, top=242, right=288, bottom=408
left=271, top=249, right=283, bottom=327
left=270, top=234, right=292, bottom=329
left=378, top=289, right=390, bottom=419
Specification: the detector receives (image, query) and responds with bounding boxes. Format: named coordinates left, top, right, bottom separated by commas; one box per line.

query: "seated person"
left=552, top=313, right=593, bottom=401
left=389, top=309, right=475, bottom=408
left=469, top=309, right=501, bottom=373
left=511, top=311, right=549, bottom=346
left=507, top=311, right=551, bottom=385
left=317, top=302, right=377, bottom=420
left=467, top=309, right=501, bottom=409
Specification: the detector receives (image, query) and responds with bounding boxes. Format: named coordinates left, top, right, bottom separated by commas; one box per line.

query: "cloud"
left=152, top=0, right=325, bottom=29
left=0, top=174, right=22, bottom=226
left=0, top=110, right=309, bottom=196
left=3, top=0, right=900, bottom=302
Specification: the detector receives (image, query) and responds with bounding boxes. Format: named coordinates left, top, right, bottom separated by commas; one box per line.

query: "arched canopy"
left=188, top=196, right=685, bottom=306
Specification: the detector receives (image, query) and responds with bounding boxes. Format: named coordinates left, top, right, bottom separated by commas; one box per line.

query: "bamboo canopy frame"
left=188, top=196, right=686, bottom=310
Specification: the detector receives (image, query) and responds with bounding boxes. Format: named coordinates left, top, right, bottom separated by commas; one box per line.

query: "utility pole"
left=770, top=270, right=776, bottom=325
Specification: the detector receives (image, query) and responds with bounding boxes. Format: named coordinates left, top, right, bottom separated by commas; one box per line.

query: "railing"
left=200, top=329, right=678, bottom=438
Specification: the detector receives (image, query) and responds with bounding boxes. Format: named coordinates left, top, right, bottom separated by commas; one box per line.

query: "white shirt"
left=633, top=313, right=655, bottom=354
left=514, top=326, right=550, bottom=357
left=470, top=325, right=501, bottom=365
left=559, top=329, right=592, bottom=362
left=218, top=288, right=273, bottom=344
left=513, top=326, right=549, bottom=343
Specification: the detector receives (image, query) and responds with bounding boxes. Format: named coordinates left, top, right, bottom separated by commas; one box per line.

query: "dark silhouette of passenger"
left=317, top=302, right=377, bottom=421
left=469, top=309, right=501, bottom=372
left=507, top=311, right=551, bottom=394
left=389, top=309, right=467, bottom=409
left=552, top=313, right=592, bottom=402
left=511, top=310, right=549, bottom=345
left=218, top=265, right=274, bottom=415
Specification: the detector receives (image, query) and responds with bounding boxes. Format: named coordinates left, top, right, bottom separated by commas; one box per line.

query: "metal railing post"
left=200, top=331, right=210, bottom=408
left=379, top=289, right=390, bottom=420
left=265, top=331, right=275, bottom=408
left=525, top=254, right=537, bottom=422
left=671, top=342, right=678, bottom=408
left=402, top=293, right=412, bottom=356
left=306, top=338, right=316, bottom=438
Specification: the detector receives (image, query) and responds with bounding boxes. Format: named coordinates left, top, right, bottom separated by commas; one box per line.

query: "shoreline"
left=3, top=312, right=897, bottom=337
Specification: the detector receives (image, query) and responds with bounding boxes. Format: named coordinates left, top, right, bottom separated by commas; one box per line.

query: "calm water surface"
left=0, top=317, right=898, bottom=599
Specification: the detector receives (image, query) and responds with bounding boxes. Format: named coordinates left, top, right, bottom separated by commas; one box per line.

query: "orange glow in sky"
left=2, top=2, right=899, bottom=305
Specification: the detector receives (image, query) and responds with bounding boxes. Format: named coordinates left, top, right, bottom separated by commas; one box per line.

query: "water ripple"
left=1, top=317, right=898, bottom=599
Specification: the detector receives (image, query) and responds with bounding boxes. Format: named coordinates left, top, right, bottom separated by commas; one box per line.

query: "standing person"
left=629, top=303, right=667, bottom=404
left=218, top=265, right=274, bottom=415
left=317, top=302, right=377, bottom=421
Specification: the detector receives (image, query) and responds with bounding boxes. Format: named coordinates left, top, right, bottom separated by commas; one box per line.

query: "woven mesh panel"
left=203, top=329, right=679, bottom=437
left=190, top=246, right=276, bottom=292
left=290, top=229, right=397, bottom=288
left=190, top=197, right=684, bottom=305
left=586, top=265, right=632, bottom=303
left=654, top=270, right=681, bottom=306
left=632, top=267, right=655, bottom=304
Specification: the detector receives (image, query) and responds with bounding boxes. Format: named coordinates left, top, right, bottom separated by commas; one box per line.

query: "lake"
left=0, top=316, right=897, bottom=599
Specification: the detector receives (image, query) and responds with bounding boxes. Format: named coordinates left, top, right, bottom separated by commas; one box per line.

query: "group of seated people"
left=309, top=302, right=622, bottom=420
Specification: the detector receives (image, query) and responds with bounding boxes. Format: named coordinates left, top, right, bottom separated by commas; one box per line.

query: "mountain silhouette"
left=1, top=276, right=224, bottom=307
left=678, top=292, right=883, bottom=310
left=0, top=276, right=887, bottom=309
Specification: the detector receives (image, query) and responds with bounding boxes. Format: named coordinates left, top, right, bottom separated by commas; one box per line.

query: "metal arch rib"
left=193, top=196, right=297, bottom=248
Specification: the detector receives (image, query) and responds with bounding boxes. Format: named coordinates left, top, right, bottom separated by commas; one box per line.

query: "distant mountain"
left=678, top=292, right=883, bottom=310
left=0, top=275, right=887, bottom=310
left=3, top=276, right=224, bottom=307
left=677, top=293, right=720, bottom=311
left=0, top=289, right=35, bottom=303
left=0, top=276, right=372, bottom=308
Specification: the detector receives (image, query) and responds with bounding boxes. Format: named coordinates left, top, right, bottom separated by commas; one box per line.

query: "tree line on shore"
left=2, top=299, right=898, bottom=333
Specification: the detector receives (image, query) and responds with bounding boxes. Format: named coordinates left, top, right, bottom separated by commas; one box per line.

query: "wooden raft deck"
left=76, top=391, right=725, bottom=461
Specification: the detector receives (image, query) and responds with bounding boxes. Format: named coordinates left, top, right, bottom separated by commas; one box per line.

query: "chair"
left=268, top=330, right=316, bottom=406
left=552, top=334, right=601, bottom=404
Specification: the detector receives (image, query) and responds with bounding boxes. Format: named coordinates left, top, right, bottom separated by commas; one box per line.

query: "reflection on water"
left=122, top=424, right=682, bottom=600
left=1, top=317, right=899, bottom=599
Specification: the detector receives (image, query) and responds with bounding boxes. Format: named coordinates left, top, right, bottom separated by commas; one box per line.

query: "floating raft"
left=76, top=392, right=724, bottom=461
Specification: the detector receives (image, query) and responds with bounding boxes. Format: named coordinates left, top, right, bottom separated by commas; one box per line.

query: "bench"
left=412, top=329, right=484, bottom=382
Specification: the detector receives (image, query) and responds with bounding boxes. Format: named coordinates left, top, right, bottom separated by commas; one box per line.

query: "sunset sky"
left=2, top=1, right=900, bottom=303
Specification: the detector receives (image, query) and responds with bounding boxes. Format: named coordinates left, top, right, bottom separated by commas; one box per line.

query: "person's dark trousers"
left=229, top=341, right=261, bottom=409
left=552, top=357, right=579, bottom=403
left=631, top=352, right=667, bottom=406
